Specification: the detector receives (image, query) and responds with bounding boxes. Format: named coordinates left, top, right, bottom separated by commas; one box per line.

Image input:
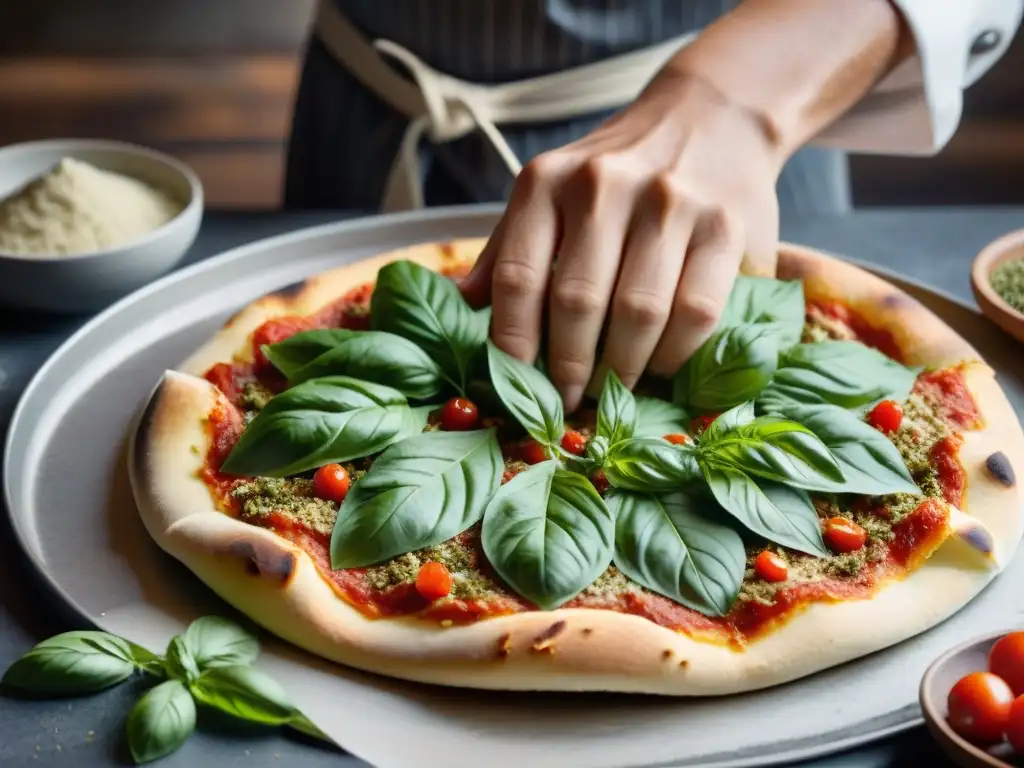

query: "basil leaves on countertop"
left=221, top=376, right=417, bottom=477
left=757, top=340, right=919, bottom=413
left=487, top=340, right=565, bottom=448
left=674, top=324, right=780, bottom=411
left=482, top=461, right=614, bottom=610
left=1, top=616, right=333, bottom=765
left=610, top=491, right=745, bottom=616
left=331, top=429, right=503, bottom=568
left=370, top=259, right=488, bottom=394
left=264, top=328, right=445, bottom=400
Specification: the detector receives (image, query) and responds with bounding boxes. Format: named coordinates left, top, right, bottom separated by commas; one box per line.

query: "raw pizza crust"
left=128, top=239, right=1024, bottom=696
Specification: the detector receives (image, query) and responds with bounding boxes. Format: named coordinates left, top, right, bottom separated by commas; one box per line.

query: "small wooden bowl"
left=971, top=228, right=1024, bottom=344
left=920, top=630, right=1021, bottom=768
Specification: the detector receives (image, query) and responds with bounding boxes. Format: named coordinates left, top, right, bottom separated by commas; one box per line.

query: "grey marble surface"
left=0, top=206, right=1021, bottom=768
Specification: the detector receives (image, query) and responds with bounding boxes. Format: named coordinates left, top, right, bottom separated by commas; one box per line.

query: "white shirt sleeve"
left=812, top=0, right=1023, bottom=155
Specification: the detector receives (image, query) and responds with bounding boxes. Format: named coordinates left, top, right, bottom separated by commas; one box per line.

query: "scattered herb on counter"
left=0, top=616, right=333, bottom=765
left=990, top=258, right=1024, bottom=314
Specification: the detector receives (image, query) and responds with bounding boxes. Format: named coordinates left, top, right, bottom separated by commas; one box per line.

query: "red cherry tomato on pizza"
left=415, top=561, right=453, bottom=601
left=690, top=413, right=720, bottom=434
left=440, top=397, right=480, bottom=431
left=823, top=517, right=867, bottom=553
left=517, top=439, right=549, bottom=465
left=947, top=671, right=1014, bottom=745
left=867, top=400, right=903, bottom=433
left=989, top=632, right=1024, bottom=696
left=251, top=316, right=312, bottom=369
left=561, top=430, right=587, bottom=456
left=591, top=469, right=610, bottom=494
left=664, top=433, right=690, bottom=445
left=313, top=464, right=351, bottom=503
left=753, top=551, right=788, bottom=583
left=1006, top=695, right=1024, bottom=753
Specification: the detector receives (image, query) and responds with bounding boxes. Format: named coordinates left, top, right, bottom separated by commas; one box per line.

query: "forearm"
left=658, top=0, right=914, bottom=164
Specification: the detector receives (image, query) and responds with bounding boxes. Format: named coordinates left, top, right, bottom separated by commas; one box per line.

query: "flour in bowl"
left=0, top=157, right=185, bottom=256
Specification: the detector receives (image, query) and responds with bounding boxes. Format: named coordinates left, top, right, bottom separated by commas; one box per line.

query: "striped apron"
left=284, top=0, right=852, bottom=216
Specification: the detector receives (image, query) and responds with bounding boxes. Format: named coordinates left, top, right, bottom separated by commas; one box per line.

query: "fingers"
left=599, top=178, right=696, bottom=390
left=469, top=154, right=565, bottom=363
left=648, top=207, right=746, bottom=378
left=546, top=158, right=633, bottom=412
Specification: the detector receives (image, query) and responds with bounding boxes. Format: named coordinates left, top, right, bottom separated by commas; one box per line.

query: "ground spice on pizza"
left=188, top=254, right=989, bottom=649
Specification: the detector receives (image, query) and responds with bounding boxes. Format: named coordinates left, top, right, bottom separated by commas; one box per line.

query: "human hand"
left=460, top=72, right=784, bottom=412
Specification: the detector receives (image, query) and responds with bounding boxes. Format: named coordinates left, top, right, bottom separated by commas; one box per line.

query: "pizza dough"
left=127, top=239, right=1024, bottom=695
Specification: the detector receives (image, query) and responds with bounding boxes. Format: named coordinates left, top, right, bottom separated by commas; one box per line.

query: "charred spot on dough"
left=678, top=660, right=689, bottom=669
left=661, top=650, right=673, bottom=661
left=985, top=451, right=1016, bottom=487
left=225, top=540, right=295, bottom=584
left=531, top=620, right=566, bottom=654
left=880, top=291, right=917, bottom=310
left=581, top=628, right=593, bottom=636
left=496, top=633, right=512, bottom=659
left=440, top=242, right=456, bottom=259
left=268, top=279, right=310, bottom=301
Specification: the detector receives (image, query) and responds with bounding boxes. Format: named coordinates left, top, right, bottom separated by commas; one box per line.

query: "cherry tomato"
left=1006, top=694, right=1024, bottom=753
left=440, top=397, right=480, bottom=431
left=690, top=413, right=721, bottom=435
left=415, top=561, right=453, bottom=601
left=754, top=550, right=788, bottom=583
left=204, top=362, right=239, bottom=403
left=313, top=464, right=351, bottom=503
left=867, top=400, right=903, bottom=433
left=517, top=439, right=549, bottom=465
left=664, top=433, right=690, bottom=445
left=947, top=671, right=1014, bottom=745
left=989, top=632, right=1024, bottom=696
left=561, top=430, right=587, bottom=456
left=591, top=469, right=610, bottom=495
left=823, top=517, right=867, bottom=553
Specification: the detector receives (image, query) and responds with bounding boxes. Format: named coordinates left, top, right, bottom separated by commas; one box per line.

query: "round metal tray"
left=5, top=205, right=1023, bottom=768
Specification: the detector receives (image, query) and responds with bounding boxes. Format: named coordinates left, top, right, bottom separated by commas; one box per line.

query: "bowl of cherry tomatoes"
left=921, top=629, right=1024, bottom=767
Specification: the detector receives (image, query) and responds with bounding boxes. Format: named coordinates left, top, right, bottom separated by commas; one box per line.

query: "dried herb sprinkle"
left=990, top=258, right=1024, bottom=314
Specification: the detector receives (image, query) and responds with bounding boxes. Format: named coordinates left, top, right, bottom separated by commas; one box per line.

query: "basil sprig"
left=1, top=616, right=332, bottom=764
left=673, top=324, right=780, bottom=411
left=719, top=274, right=805, bottom=348
left=370, top=260, right=489, bottom=394
left=331, top=429, right=503, bottom=568
left=757, top=341, right=919, bottom=414
left=221, top=377, right=417, bottom=477
left=595, top=370, right=636, bottom=446
left=487, top=340, right=565, bottom=448
left=604, top=438, right=700, bottom=492
left=482, top=461, right=614, bottom=609
left=610, top=490, right=745, bottom=616
left=263, top=328, right=445, bottom=399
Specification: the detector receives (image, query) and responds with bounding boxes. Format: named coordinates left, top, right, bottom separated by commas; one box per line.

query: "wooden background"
left=1, top=0, right=1021, bottom=210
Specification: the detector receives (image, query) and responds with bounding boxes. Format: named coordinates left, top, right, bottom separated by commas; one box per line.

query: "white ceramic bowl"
left=0, top=138, right=203, bottom=313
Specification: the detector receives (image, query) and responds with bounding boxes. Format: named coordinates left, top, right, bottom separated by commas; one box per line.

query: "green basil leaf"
left=126, top=679, right=196, bottom=764
left=189, top=665, right=295, bottom=725
left=163, top=636, right=200, bottom=683
left=370, top=260, right=487, bottom=392
left=703, top=467, right=829, bottom=556
left=673, top=324, right=779, bottom=411
left=487, top=340, right=564, bottom=447
left=633, top=396, right=689, bottom=438
left=585, top=434, right=610, bottom=466
left=609, top=491, right=745, bottom=616
left=596, top=370, right=636, bottom=445
left=760, top=341, right=919, bottom=412
left=768, top=403, right=919, bottom=496
left=288, top=713, right=332, bottom=743
left=698, top=416, right=844, bottom=492
left=605, top=438, right=700, bottom=492
left=264, top=329, right=445, bottom=399
left=1, top=631, right=154, bottom=697
left=720, top=275, right=805, bottom=348
left=481, top=461, right=614, bottom=609
left=331, top=428, right=503, bottom=567
left=702, top=401, right=756, bottom=443
left=221, top=376, right=414, bottom=477
left=180, top=617, right=259, bottom=672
